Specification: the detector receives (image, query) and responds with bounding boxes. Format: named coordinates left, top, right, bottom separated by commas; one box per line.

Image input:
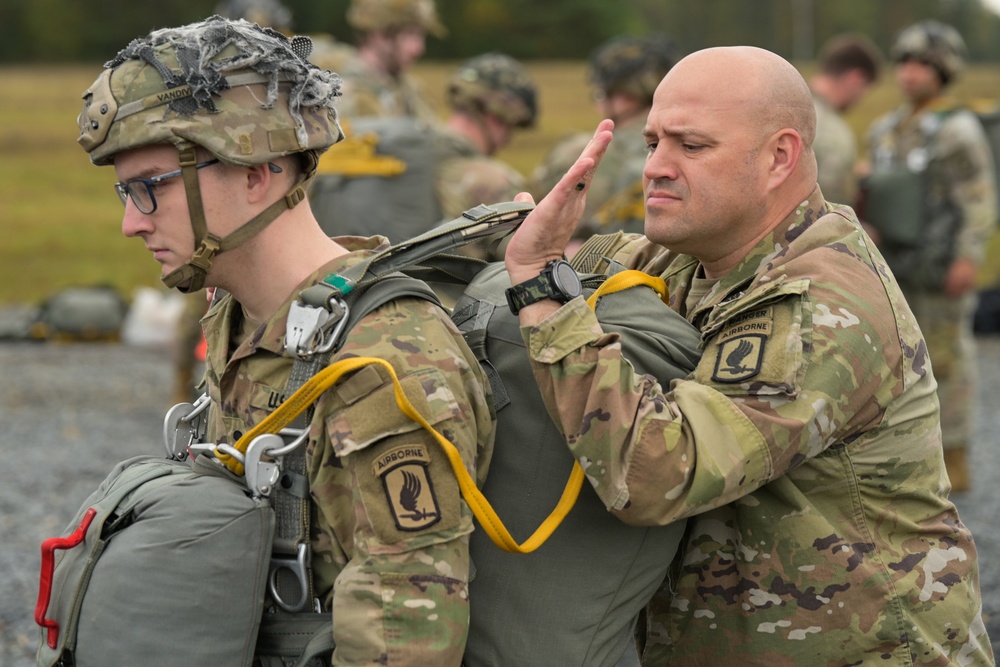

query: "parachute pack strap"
left=340, top=201, right=536, bottom=287
left=586, top=270, right=669, bottom=309
left=219, top=355, right=584, bottom=554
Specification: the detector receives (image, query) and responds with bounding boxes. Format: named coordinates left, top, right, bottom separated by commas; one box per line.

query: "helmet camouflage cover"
left=78, top=15, right=343, bottom=169
left=588, top=34, right=679, bottom=105
left=890, top=20, right=967, bottom=83
left=347, top=0, right=446, bottom=38
left=447, top=52, right=537, bottom=128
left=77, top=15, right=345, bottom=292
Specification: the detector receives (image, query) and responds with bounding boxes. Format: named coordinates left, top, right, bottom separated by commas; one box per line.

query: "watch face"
left=551, top=261, right=582, bottom=298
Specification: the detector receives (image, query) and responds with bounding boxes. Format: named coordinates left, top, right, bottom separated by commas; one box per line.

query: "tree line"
left=2, top=0, right=1000, bottom=63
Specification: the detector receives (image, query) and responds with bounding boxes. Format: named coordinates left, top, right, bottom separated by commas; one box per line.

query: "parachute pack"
left=36, top=203, right=702, bottom=666
left=308, top=116, right=443, bottom=242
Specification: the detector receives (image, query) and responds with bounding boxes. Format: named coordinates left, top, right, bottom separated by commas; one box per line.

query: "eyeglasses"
left=114, top=159, right=221, bottom=214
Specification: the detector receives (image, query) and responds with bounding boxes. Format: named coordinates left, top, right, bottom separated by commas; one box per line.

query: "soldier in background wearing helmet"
left=312, top=0, right=445, bottom=124
left=77, top=16, right=493, bottom=664
left=434, top=52, right=536, bottom=222
left=864, top=20, right=997, bottom=492
left=809, top=32, right=881, bottom=207
left=529, top=34, right=679, bottom=246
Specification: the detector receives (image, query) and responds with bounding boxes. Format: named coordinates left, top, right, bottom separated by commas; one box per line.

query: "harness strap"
left=222, top=270, right=666, bottom=554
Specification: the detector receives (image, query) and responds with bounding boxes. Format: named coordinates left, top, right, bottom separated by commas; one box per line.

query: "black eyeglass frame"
left=113, top=158, right=221, bottom=215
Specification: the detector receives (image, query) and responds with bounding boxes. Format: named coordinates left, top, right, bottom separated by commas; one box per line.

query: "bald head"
left=659, top=46, right=817, bottom=148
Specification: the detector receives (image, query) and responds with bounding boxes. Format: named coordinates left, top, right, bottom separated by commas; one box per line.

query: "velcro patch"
left=373, top=445, right=441, bottom=532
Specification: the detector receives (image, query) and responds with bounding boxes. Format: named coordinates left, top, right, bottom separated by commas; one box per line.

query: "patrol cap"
left=347, top=0, right=447, bottom=38
left=891, top=20, right=967, bottom=84
left=448, top=52, right=538, bottom=128
left=589, top=34, right=679, bottom=105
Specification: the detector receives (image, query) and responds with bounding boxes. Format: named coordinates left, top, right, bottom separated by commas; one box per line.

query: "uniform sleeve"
left=307, top=299, right=493, bottom=666
left=523, top=257, right=903, bottom=526
left=939, top=112, right=998, bottom=264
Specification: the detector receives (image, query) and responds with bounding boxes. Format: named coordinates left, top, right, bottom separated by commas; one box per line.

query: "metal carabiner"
left=268, top=543, right=311, bottom=613
left=244, top=428, right=308, bottom=498
left=162, top=393, right=211, bottom=460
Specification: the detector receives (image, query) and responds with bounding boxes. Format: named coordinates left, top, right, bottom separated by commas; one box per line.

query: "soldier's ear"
left=244, top=162, right=277, bottom=204
left=766, top=129, right=803, bottom=190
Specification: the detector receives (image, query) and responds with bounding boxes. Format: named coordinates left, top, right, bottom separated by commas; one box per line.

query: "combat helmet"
left=215, top=0, right=294, bottom=33
left=588, top=34, right=679, bottom=106
left=891, top=20, right=967, bottom=84
left=447, top=52, right=538, bottom=129
left=347, top=0, right=447, bottom=38
left=77, top=15, right=344, bottom=292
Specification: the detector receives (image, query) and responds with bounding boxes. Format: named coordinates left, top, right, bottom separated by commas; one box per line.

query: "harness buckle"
left=285, top=297, right=350, bottom=358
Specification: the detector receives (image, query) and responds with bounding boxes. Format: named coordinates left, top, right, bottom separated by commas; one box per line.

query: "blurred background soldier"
left=435, top=52, right=536, bottom=222
left=311, top=0, right=445, bottom=124
left=864, top=20, right=998, bottom=492
left=809, top=32, right=881, bottom=207
left=308, top=52, right=536, bottom=247
left=215, top=0, right=293, bottom=33
left=529, top=34, right=679, bottom=246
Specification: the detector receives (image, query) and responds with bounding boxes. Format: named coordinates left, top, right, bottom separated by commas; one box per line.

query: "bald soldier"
left=503, top=46, right=992, bottom=665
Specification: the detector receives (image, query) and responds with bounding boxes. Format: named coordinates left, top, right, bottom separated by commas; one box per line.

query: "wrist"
left=505, top=259, right=583, bottom=315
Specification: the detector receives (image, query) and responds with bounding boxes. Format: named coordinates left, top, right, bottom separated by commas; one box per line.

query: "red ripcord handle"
left=35, top=507, right=97, bottom=649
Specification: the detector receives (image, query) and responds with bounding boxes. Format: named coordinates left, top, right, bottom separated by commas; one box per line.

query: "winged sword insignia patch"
left=712, top=334, right=766, bottom=383
left=373, top=444, right=441, bottom=531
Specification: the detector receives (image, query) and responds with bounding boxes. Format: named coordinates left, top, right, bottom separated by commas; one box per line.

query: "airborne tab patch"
left=712, top=334, right=766, bottom=383
left=373, top=444, right=441, bottom=531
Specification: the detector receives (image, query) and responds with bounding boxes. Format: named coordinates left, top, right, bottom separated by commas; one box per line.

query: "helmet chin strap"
left=162, top=144, right=312, bottom=293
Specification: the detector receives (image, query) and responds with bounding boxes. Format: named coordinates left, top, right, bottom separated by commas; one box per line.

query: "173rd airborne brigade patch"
left=372, top=444, right=442, bottom=531
left=712, top=306, right=772, bottom=383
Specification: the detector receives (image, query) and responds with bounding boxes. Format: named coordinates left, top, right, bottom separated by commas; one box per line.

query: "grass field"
left=3, top=61, right=1000, bottom=306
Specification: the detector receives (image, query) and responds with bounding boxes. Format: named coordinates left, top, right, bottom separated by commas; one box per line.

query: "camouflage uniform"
left=865, top=21, right=997, bottom=482
left=202, top=237, right=494, bottom=664
left=521, top=187, right=992, bottom=664
left=812, top=92, right=858, bottom=206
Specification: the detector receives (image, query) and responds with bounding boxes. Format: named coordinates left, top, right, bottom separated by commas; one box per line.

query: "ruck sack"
left=35, top=455, right=273, bottom=667
left=453, top=255, right=701, bottom=667
left=302, top=204, right=703, bottom=665
left=308, top=116, right=442, bottom=242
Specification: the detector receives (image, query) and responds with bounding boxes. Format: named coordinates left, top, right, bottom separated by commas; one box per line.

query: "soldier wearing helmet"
left=434, top=53, right=536, bottom=222
left=529, top=34, right=680, bottom=246
left=864, top=20, right=997, bottom=492
left=77, top=16, right=493, bottom=664
left=311, top=0, right=445, bottom=123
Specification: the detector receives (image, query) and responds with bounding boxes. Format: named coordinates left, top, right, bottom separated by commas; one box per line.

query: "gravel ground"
left=2, top=336, right=1000, bottom=665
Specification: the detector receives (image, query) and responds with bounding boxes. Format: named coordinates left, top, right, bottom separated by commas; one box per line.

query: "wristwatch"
left=505, top=259, right=583, bottom=314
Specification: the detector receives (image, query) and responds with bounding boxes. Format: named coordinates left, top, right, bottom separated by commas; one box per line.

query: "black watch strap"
left=505, top=260, right=582, bottom=314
